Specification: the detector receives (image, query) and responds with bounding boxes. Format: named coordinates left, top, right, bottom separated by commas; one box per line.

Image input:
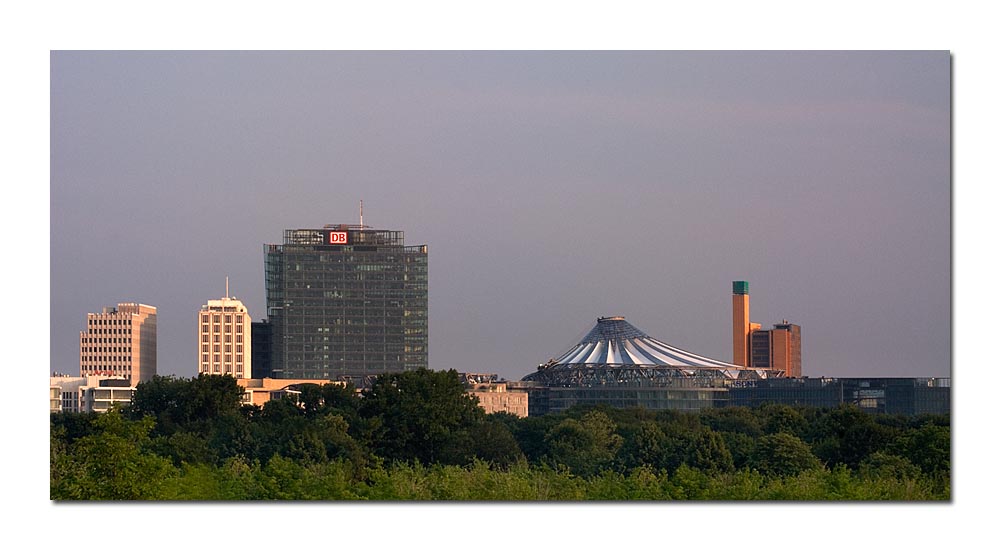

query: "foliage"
left=359, top=368, right=486, bottom=465
left=858, top=451, right=922, bottom=480
left=805, top=404, right=897, bottom=469
left=749, top=432, right=822, bottom=477
left=470, top=416, right=526, bottom=468
left=51, top=373, right=949, bottom=501
left=51, top=408, right=176, bottom=500
left=698, top=406, right=762, bottom=436
left=127, top=374, right=245, bottom=436
left=891, top=422, right=951, bottom=475
left=758, top=403, right=808, bottom=436
left=543, top=410, right=622, bottom=477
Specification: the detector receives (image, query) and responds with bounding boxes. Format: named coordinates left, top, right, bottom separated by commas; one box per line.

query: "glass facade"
left=251, top=320, right=273, bottom=379
left=264, top=226, right=428, bottom=381
left=545, top=385, right=728, bottom=414
left=750, top=331, right=772, bottom=368
left=726, top=377, right=950, bottom=416
left=521, top=377, right=950, bottom=417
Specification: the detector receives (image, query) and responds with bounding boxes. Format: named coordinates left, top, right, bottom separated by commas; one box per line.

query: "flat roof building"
left=461, top=373, right=529, bottom=418
left=727, top=377, right=950, bottom=416
left=750, top=321, right=802, bottom=378
left=235, top=377, right=347, bottom=408
left=264, top=224, right=428, bottom=382
left=79, top=302, right=157, bottom=386
left=50, top=374, right=135, bottom=414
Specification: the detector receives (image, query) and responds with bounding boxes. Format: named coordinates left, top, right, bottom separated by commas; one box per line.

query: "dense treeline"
left=50, top=370, right=950, bottom=500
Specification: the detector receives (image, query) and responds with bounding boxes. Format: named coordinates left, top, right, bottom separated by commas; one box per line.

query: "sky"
left=49, top=51, right=951, bottom=382
left=12, top=0, right=1000, bottom=544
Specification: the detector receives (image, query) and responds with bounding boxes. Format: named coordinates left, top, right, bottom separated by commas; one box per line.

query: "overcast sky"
left=50, top=51, right=950, bottom=381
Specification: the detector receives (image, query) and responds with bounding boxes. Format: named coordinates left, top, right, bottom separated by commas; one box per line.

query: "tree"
left=689, top=430, right=734, bottom=473
left=320, top=382, right=361, bottom=412
left=471, top=418, right=525, bottom=468
left=617, top=420, right=669, bottom=470
left=698, top=406, right=763, bottom=437
left=892, top=422, right=950, bottom=475
left=50, top=411, right=101, bottom=444
left=297, top=383, right=326, bottom=416
left=759, top=403, right=807, bottom=436
left=126, top=375, right=189, bottom=434
left=720, top=431, right=757, bottom=470
left=544, top=410, right=623, bottom=477
left=750, top=432, right=822, bottom=477
left=251, top=397, right=324, bottom=463
left=858, top=452, right=922, bottom=480
left=806, top=404, right=895, bottom=469
left=128, top=374, right=244, bottom=435
left=51, top=409, right=176, bottom=500
left=359, top=368, right=487, bottom=465
left=206, top=411, right=255, bottom=464
left=185, top=374, right=244, bottom=422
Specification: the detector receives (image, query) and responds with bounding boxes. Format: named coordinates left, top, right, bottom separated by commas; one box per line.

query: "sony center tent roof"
left=522, top=316, right=782, bottom=386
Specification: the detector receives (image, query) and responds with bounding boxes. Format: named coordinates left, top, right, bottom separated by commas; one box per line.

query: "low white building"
left=50, top=374, right=135, bottom=413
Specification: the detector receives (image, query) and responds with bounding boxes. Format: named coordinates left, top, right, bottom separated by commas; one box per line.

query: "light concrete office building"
left=462, top=373, right=529, bottom=418
left=79, top=302, right=157, bottom=386
left=50, top=374, right=136, bottom=413
left=198, top=294, right=252, bottom=379
left=235, top=377, right=346, bottom=407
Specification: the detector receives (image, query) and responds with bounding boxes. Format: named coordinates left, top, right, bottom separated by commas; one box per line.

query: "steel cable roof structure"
left=522, top=316, right=784, bottom=388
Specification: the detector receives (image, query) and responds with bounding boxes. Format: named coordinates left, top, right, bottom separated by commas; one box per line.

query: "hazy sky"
left=50, top=51, right=951, bottom=381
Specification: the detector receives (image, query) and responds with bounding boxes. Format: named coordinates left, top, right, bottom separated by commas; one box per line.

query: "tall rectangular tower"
left=747, top=321, right=802, bottom=378
left=198, top=295, right=252, bottom=378
left=250, top=320, right=272, bottom=379
left=732, top=281, right=801, bottom=377
left=732, top=281, right=750, bottom=367
left=772, top=322, right=802, bottom=378
left=79, top=302, right=157, bottom=386
left=264, top=224, right=428, bottom=381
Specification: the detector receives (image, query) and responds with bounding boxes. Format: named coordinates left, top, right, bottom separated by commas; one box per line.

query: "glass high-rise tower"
left=264, top=224, right=428, bottom=381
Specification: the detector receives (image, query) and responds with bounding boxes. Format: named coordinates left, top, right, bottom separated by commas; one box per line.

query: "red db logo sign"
left=328, top=231, right=348, bottom=244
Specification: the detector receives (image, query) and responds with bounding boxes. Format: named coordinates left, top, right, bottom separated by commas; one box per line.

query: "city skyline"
left=50, top=51, right=951, bottom=382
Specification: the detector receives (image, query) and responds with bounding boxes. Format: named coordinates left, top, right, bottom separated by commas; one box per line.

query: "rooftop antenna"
left=360, top=199, right=364, bottom=228
left=226, top=276, right=230, bottom=299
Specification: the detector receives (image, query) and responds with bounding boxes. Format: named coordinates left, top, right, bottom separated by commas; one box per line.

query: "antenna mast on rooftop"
left=360, top=199, right=364, bottom=228
left=226, top=276, right=229, bottom=298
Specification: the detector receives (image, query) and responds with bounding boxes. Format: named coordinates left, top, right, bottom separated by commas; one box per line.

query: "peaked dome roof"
left=523, top=316, right=782, bottom=383
left=553, top=316, right=741, bottom=369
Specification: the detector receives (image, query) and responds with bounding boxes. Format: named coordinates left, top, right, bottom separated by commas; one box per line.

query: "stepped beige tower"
left=79, top=302, right=157, bottom=386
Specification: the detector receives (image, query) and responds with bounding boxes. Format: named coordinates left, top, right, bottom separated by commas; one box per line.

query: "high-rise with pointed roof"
left=198, top=287, right=252, bottom=379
